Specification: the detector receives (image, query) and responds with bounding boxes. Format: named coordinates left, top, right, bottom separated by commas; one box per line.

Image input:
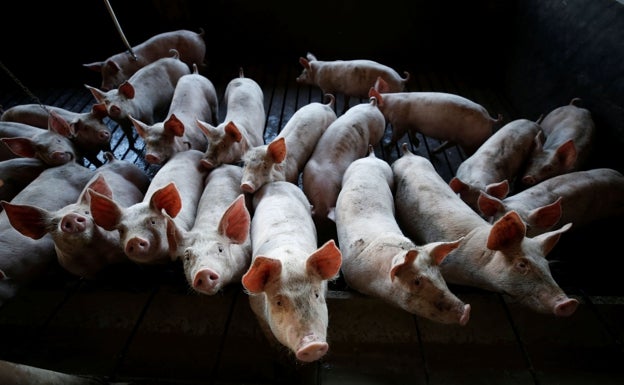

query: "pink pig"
left=521, top=98, right=596, bottom=186
left=296, top=52, right=410, bottom=112
left=240, top=94, right=337, bottom=193
left=478, top=168, right=624, bottom=237
left=392, top=144, right=579, bottom=317
left=166, top=164, right=251, bottom=295
left=242, top=181, right=342, bottom=362
left=370, top=81, right=502, bottom=155
left=89, top=149, right=208, bottom=265
left=1, top=153, right=150, bottom=277
left=197, top=69, right=265, bottom=170
left=335, top=146, right=471, bottom=325
left=449, top=118, right=542, bottom=212
left=130, top=64, right=218, bottom=165
left=83, top=29, right=206, bottom=91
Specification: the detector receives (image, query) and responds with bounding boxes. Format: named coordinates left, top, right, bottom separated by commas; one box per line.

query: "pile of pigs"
left=1, top=29, right=624, bottom=364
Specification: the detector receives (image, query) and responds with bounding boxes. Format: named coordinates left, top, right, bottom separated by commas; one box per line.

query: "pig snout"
left=553, top=297, right=579, bottom=317
left=98, top=130, right=111, bottom=143
left=193, top=268, right=220, bottom=294
left=296, top=334, right=329, bottom=362
left=51, top=151, right=73, bottom=165
left=522, top=175, right=537, bottom=186
left=109, top=105, right=122, bottom=119
left=240, top=181, right=256, bottom=194
left=145, top=153, right=162, bottom=165
left=61, top=213, right=87, bottom=233
left=125, top=237, right=151, bottom=258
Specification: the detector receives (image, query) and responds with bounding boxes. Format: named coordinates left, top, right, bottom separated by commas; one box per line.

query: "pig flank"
left=167, top=164, right=251, bottom=295
left=521, top=98, right=596, bottom=186
left=302, top=97, right=385, bottom=226
left=198, top=69, right=265, bottom=170
left=83, top=29, right=206, bottom=91
left=478, top=168, right=624, bottom=237
left=335, top=146, right=470, bottom=325
left=89, top=150, right=207, bottom=265
left=392, top=144, right=578, bottom=317
left=369, top=81, right=502, bottom=155
left=449, top=118, right=542, bottom=212
left=242, top=181, right=342, bottom=362
left=131, top=64, right=218, bottom=165
left=1, top=153, right=150, bottom=277
left=240, top=95, right=337, bottom=193
left=0, top=158, right=48, bottom=204
left=0, top=161, right=95, bottom=307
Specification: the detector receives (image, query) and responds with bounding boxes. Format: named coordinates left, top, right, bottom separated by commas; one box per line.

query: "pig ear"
left=224, top=121, right=243, bottom=142
left=105, top=60, right=121, bottom=74
left=533, top=222, right=572, bottom=256
left=1, top=137, right=36, bottom=158
left=196, top=119, right=219, bottom=140
left=1, top=201, right=50, bottom=239
left=477, top=191, right=505, bottom=218
left=555, top=140, right=577, bottom=170
left=242, top=256, right=282, bottom=293
left=299, top=57, right=310, bottom=70
left=87, top=174, right=113, bottom=200
left=164, top=114, right=185, bottom=137
left=118, top=82, right=135, bottom=99
left=449, top=177, right=468, bottom=194
left=533, top=131, right=545, bottom=151
left=91, top=103, right=108, bottom=119
left=306, top=52, right=317, bottom=61
left=485, top=180, right=509, bottom=200
left=368, top=88, right=383, bottom=107
left=487, top=211, right=526, bottom=250
left=48, top=111, right=75, bottom=138
left=218, top=195, right=251, bottom=244
left=428, top=238, right=464, bottom=265
left=165, top=214, right=186, bottom=256
left=83, top=61, right=103, bottom=72
left=267, top=137, right=287, bottom=163
left=151, top=183, right=182, bottom=218
left=307, top=239, right=342, bottom=280
left=129, top=115, right=150, bottom=139
left=527, top=197, right=563, bottom=231
left=389, top=249, right=418, bottom=281
left=375, top=77, right=391, bottom=93
left=89, top=189, right=123, bottom=231
left=85, top=84, right=106, bottom=103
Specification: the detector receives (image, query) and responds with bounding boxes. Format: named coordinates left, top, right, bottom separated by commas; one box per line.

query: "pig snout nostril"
left=296, top=341, right=329, bottom=362
left=554, top=298, right=579, bottom=317
left=193, top=269, right=220, bottom=293
left=240, top=182, right=255, bottom=194
left=99, top=131, right=111, bottom=141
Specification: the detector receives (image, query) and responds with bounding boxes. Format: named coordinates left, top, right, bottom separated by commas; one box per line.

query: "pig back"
left=0, top=158, right=48, bottom=203
left=222, top=76, right=265, bottom=147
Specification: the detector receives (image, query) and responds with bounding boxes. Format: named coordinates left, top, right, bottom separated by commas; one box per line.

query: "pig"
left=1, top=103, right=111, bottom=164
left=335, top=146, right=471, bottom=325
left=83, top=28, right=206, bottom=91
left=369, top=80, right=503, bottom=155
left=0, top=160, right=95, bottom=307
left=0, top=158, right=48, bottom=204
left=242, top=181, right=342, bottom=362
left=197, top=68, right=265, bottom=170
left=478, top=168, right=624, bottom=237
left=89, top=149, right=207, bottom=265
left=521, top=98, right=596, bottom=186
left=0, top=359, right=109, bottom=385
left=392, top=143, right=579, bottom=317
left=302, top=96, right=385, bottom=228
left=296, top=52, right=410, bottom=113
left=2, top=152, right=150, bottom=278
left=129, top=64, right=218, bottom=165
left=166, top=164, right=251, bottom=295
left=85, top=51, right=191, bottom=147
left=240, top=94, right=337, bottom=193
left=449, top=118, right=543, bottom=212
left=0, top=116, right=77, bottom=166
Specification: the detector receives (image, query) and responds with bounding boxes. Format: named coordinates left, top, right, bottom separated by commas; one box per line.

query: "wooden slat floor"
left=0, top=62, right=623, bottom=385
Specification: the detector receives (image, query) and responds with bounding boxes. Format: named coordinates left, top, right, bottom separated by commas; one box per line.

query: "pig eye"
left=413, top=278, right=421, bottom=287
left=218, top=244, right=224, bottom=253
left=514, top=258, right=530, bottom=274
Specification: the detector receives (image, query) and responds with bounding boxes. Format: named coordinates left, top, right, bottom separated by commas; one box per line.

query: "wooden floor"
left=0, top=62, right=623, bottom=385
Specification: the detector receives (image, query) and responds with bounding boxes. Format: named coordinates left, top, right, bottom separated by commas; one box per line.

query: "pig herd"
left=1, top=28, right=624, bottom=364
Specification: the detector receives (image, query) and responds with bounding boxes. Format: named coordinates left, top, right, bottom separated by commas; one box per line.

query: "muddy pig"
left=242, top=181, right=342, bottom=362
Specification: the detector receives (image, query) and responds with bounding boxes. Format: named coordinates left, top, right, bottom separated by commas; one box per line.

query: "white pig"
left=478, top=168, right=624, bottom=237
left=449, top=118, right=542, bottom=212
left=296, top=52, right=410, bottom=112
left=130, top=64, right=218, bottom=165
left=1, top=153, right=150, bottom=277
left=302, top=97, right=385, bottom=227
left=521, top=98, right=596, bottom=186
left=85, top=51, right=191, bottom=147
left=242, top=181, right=342, bottom=362
left=83, top=29, right=206, bottom=91
left=370, top=81, right=502, bottom=155
left=335, top=146, right=471, bottom=325
left=166, top=164, right=251, bottom=295
left=197, top=68, right=265, bottom=170
left=89, top=149, right=207, bottom=265
left=392, top=144, right=579, bottom=317
left=240, top=94, right=337, bottom=193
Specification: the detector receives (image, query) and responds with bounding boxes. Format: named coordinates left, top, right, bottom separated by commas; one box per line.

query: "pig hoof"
left=553, top=298, right=579, bottom=317
left=296, top=341, right=329, bottom=362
